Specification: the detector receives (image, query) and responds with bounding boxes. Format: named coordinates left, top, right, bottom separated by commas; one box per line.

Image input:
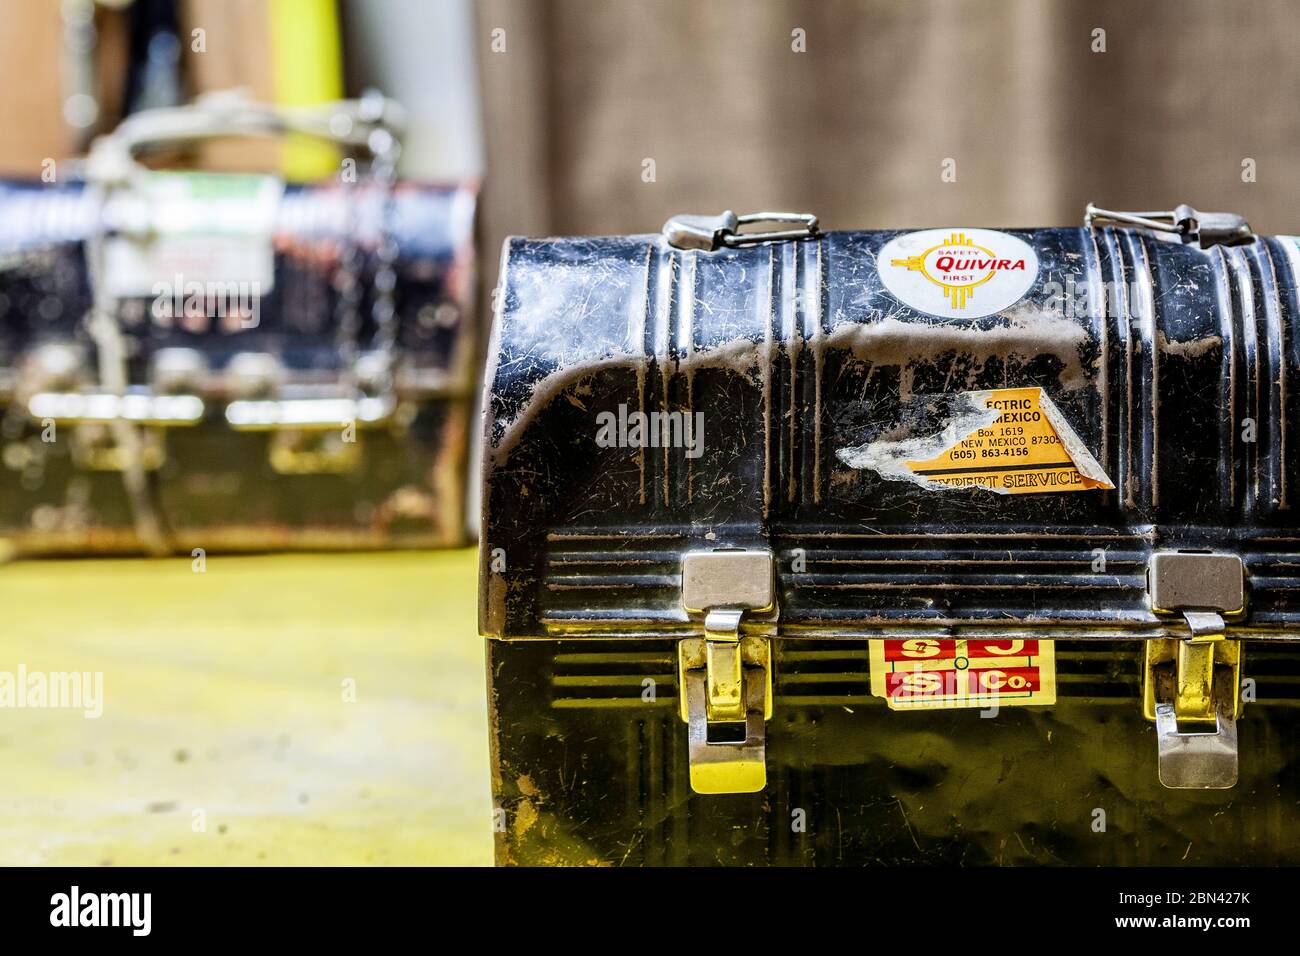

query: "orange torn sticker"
left=869, top=638, right=1056, bottom=710
left=837, top=386, right=1113, bottom=495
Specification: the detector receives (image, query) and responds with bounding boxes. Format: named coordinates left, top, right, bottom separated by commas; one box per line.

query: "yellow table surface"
left=0, top=549, right=493, bottom=866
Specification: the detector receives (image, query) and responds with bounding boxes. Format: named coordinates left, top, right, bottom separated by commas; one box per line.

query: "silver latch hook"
left=663, top=210, right=820, bottom=251
left=1085, top=202, right=1253, bottom=248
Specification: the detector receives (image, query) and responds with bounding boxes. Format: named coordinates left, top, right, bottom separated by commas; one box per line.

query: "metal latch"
left=222, top=352, right=397, bottom=474
left=678, top=549, right=775, bottom=794
left=1085, top=202, right=1253, bottom=248
left=21, top=345, right=204, bottom=471
left=663, top=211, right=820, bottom=252
left=1144, top=551, right=1246, bottom=789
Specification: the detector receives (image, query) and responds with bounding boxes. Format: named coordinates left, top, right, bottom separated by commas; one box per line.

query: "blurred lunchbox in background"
left=0, top=91, right=477, bottom=556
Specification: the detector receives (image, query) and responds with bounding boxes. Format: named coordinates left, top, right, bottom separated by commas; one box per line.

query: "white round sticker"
left=877, top=228, right=1039, bottom=319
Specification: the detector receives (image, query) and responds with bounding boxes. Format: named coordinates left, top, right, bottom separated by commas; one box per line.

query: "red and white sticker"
left=869, top=638, right=1056, bottom=709
left=877, top=228, right=1039, bottom=319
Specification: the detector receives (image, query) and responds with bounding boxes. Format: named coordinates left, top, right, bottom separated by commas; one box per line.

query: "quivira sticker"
left=878, top=228, right=1038, bottom=319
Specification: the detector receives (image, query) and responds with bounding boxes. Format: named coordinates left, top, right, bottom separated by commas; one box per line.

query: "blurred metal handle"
left=85, top=89, right=406, bottom=183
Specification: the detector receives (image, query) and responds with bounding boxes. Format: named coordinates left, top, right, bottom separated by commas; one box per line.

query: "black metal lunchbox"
left=480, top=204, right=1300, bottom=865
left=0, top=92, right=476, bottom=556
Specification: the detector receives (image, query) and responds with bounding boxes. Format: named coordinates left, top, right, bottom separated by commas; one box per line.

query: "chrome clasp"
left=21, top=345, right=205, bottom=471
left=663, top=210, right=820, bottom=252
left=1143, top=551, right=1246, bottom=789
left=1085, top=202, right=1253, bottom=248
left=222, top=352, right=398, bottom=475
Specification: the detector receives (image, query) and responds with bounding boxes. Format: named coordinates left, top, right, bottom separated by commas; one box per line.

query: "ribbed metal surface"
left=546, top=640, right=1300, bottom=710
left=538, top=529, right=1300, bottom=635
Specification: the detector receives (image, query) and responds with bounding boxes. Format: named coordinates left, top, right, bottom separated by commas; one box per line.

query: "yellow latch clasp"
left=679, top=550, right=776, bottom=795
left=1144, top=551, right=1246, bottom=790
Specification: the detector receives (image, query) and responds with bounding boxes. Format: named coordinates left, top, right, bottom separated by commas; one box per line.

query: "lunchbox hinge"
left=678, top=549, right=775, bottom=795
left=1143, top=551, right=1246, bottom=789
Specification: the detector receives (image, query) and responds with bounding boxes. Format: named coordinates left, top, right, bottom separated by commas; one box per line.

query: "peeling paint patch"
left=839, top=392, right=1000, bottom=487
left=837, top=387, right=1113, bottom=495
left=1156, top=331, right=1223, bottom=359
left=823, top=309, right=1092, bottom=395
left=513, top=798, right=539, bottom=840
